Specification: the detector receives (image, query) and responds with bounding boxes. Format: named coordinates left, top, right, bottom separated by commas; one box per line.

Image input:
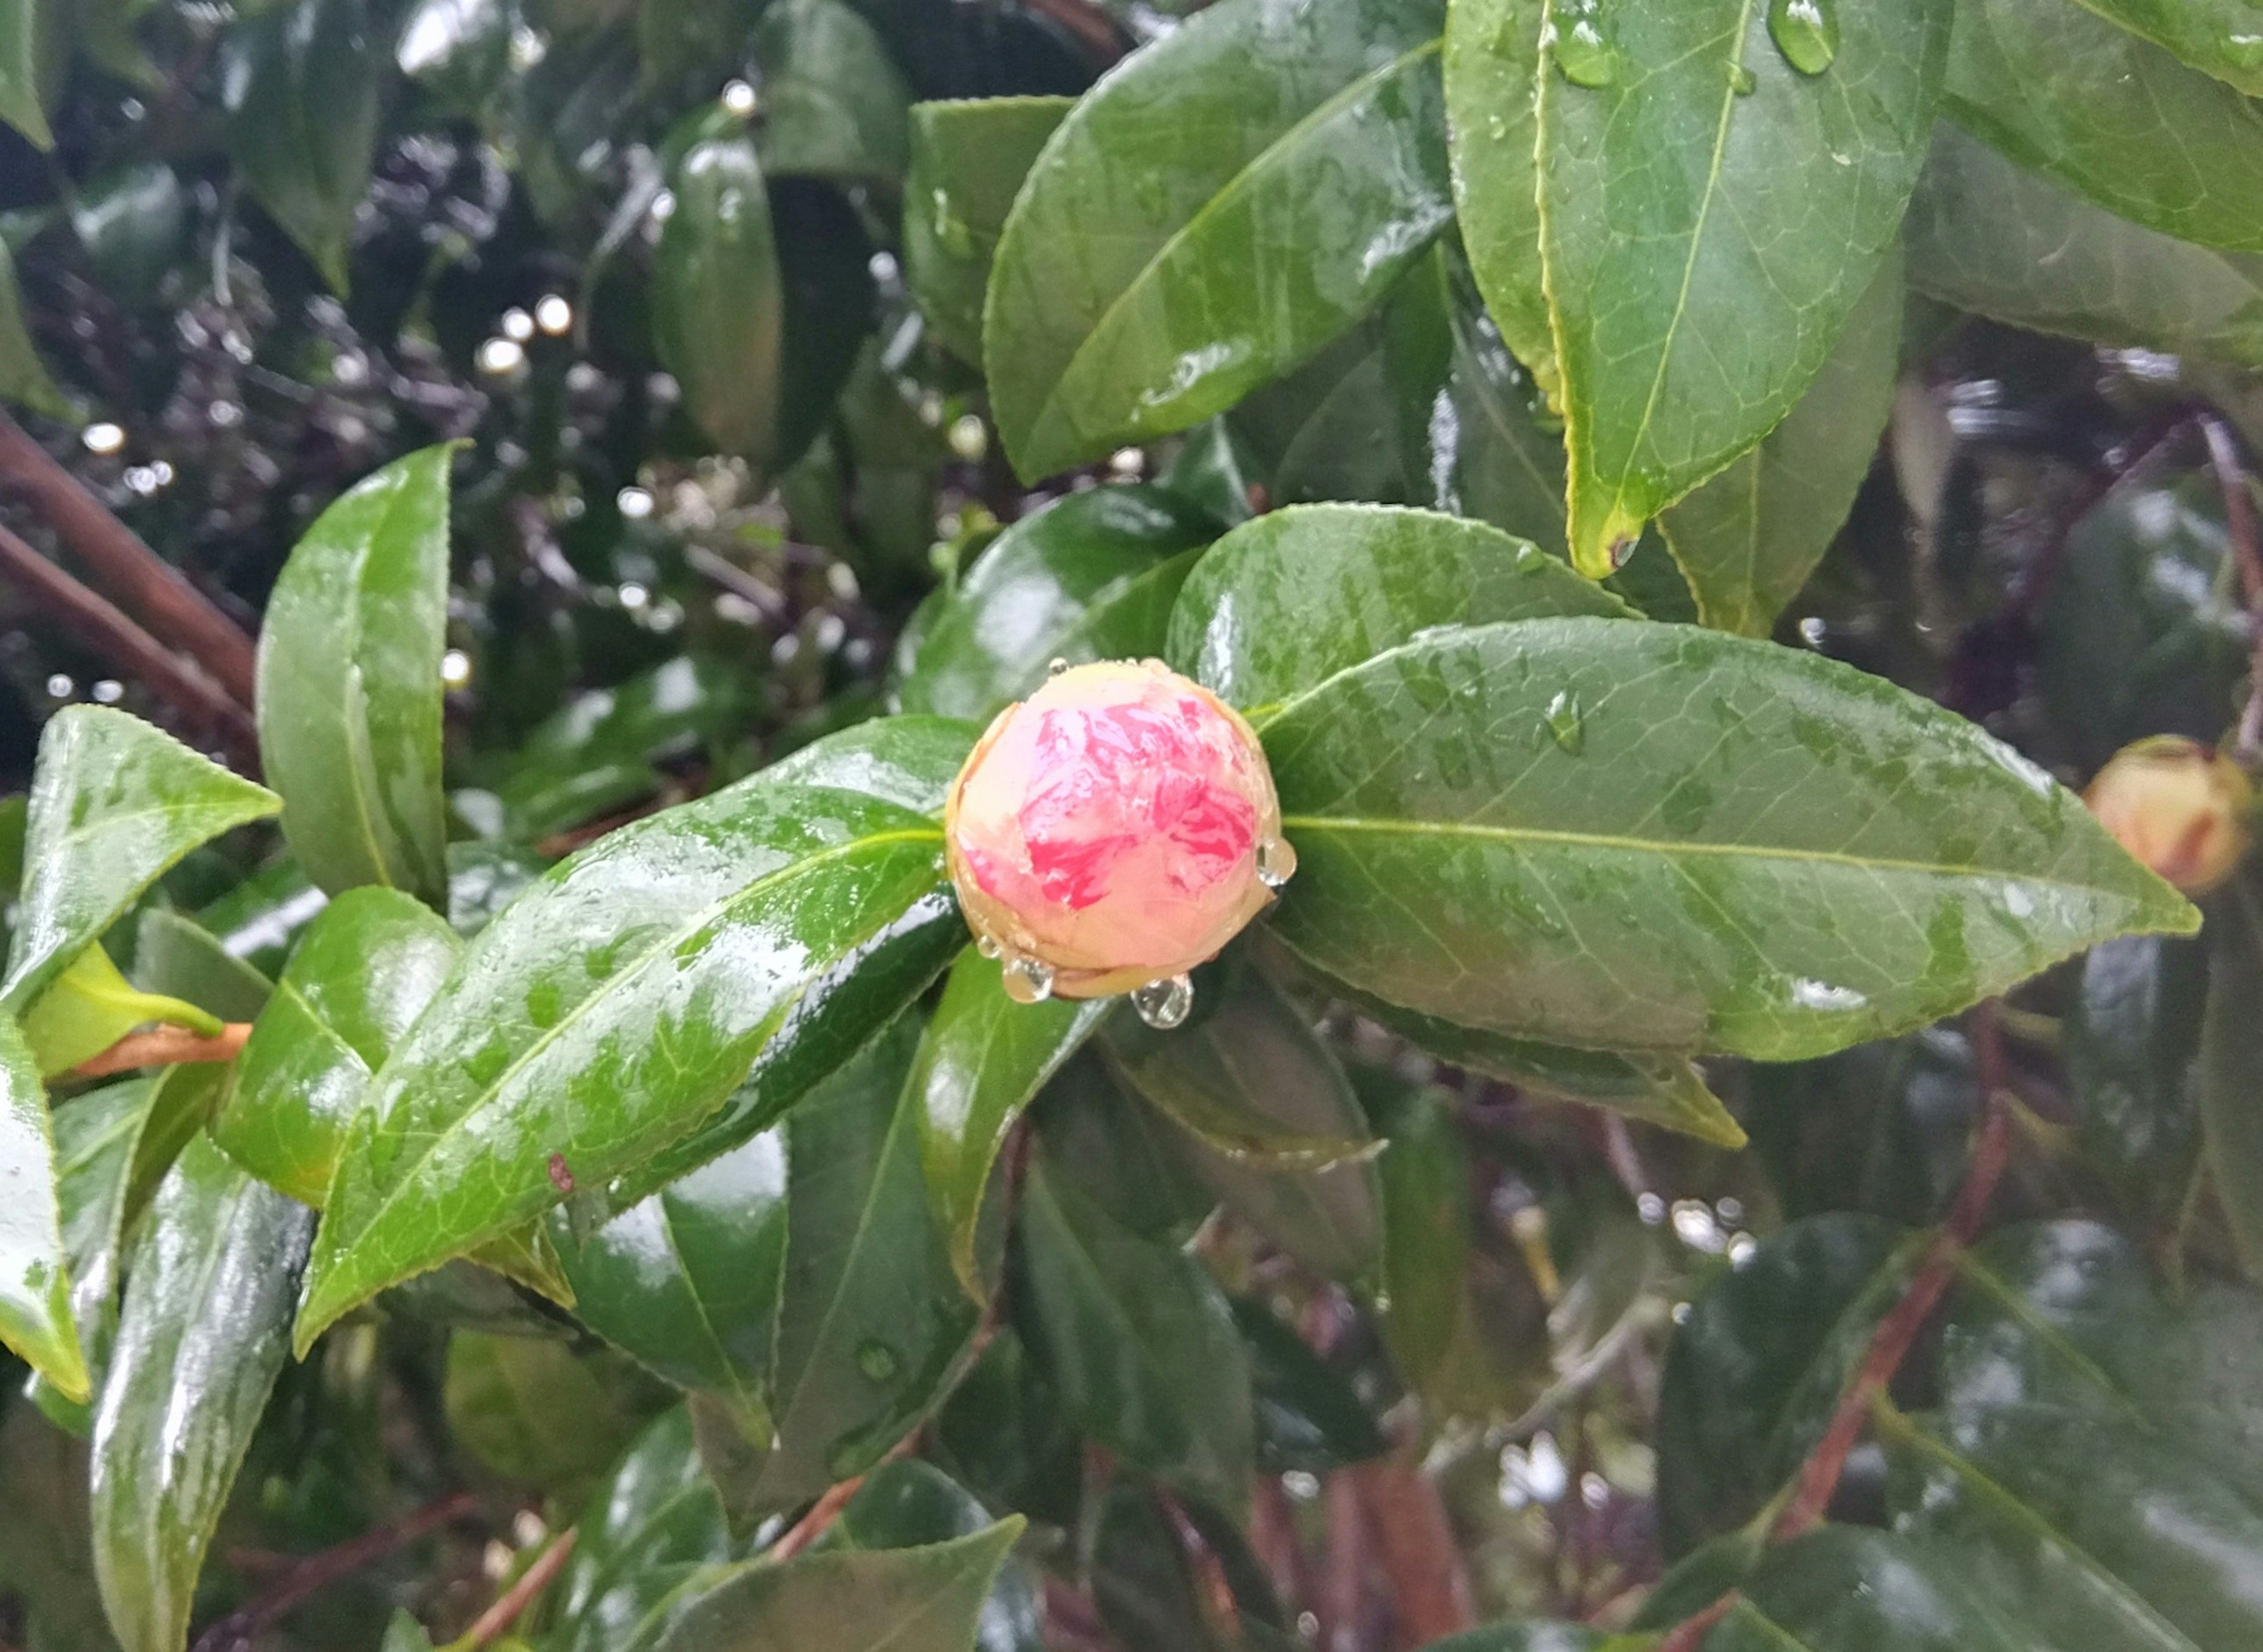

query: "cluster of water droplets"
left=1546, top=0, right=1838, bottom=91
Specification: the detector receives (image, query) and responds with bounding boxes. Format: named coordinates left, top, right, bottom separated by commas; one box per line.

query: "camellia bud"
left=943, top=658, right=1295, bottom=1023
left=2084, top=735, right=2254, bottom=895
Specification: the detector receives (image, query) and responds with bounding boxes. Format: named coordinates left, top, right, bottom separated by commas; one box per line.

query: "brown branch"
left=71, top=1022, right=250, bottom=1080
left=1022, top=0, right=1127, bottom=63
left=1350, top=1458, right=1475, bottom=1650
left=1656, top=1592, right=1741, bottom=1652
left=0, top=409, right=258, bottom=707
left=2198, top=414, right=2263, bottom=762
left=0, top=519, right=259, bottom=767
left=767, top=1476, right=863, bottom=1564
left=460, top=1526, right=576, bottom=1650
left=190, top=1493, right=480, bottom=1652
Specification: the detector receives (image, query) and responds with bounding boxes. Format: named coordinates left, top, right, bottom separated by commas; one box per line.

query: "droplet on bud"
left=1131, top=974, right=1194, bottom=1030
left=976, top=934, right=1003, bottom=960
left=1002, top=955, right=1057, bottom=1004
left=1047, top=657, right=1071, bottom=677
left=1256, top=836, right=1298, bottom=889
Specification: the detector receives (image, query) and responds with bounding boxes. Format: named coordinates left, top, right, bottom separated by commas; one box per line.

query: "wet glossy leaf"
left=913, top=946, right=1109, bottom=1297
left=29, top=1080, right=153, bottom=1433
left=1698, top=1526, right=2019, bottom=1652
left=1, top=708, right=278, bottom=1019
left=984, top=0, right=1453, bottom=479
left=753, top=0, right=912, bottom=185
left=1235, top=1297, right=1386, bottom=1471
left=257, top=445, right=453, bottom=909
left=899, top=484, right=1216, bottom=724
left=1260, top=618, right=2196, bottom=1061
left=195, top=858, right=329, bottom=979
left=1440, top=0, right=1553, bottom=402
left=1533, top=0, right=1948, bottom=575
left=0, top=240, right=66, bottom=417
left=122, top=1064, right=230, bottom=1234
left=1906, top=127, right=2263, bottom=368
left=444, top=1331, right=662, bottom=1499
left=1018, top=1156, right=1251, bottom=1502
left=1167, top=504, right=1626, bottom=716
left=0, top=1013, right=84, bottom=1403
left=1948, top=0, right=2263, bottom=252
left=549, top=1407, right=741, bottom=1652
left=1028, top=1048, right=1215, bottom=1242
left=1655, top=253, right=1901, bottom=638
left=1229, top=321, right=1411, bottom=510
left=1654, top=1214, right=1915, bottom=1555
left=91, top=1134, right=314, bottom=1652
left=296, top=722, right=969, bottom=1349
left=655, top=124, right=783, bottom=469
left=2204, top=866, right=2263, bottom=1281
left=2068, top=0, right=2263, bottom=97
left=819, top=1462, right=1044, bottom=1652
left=71, top=162, right=188, bottom=308
left=215, top=889, right=461, bottom=1206
left=2066, top=933, right=2208, bottom=1226
left=220, top=0, right=382, bottom=289
left=903, top=97, right=1071, bottom=365
left=1744, top=1028, right=1979, bottom=1226
left=20, top=944, right=219, bottom=1078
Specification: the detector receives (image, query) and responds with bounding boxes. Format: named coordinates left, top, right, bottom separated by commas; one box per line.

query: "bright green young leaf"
left=1947, top=0, right=2263, bottom=253
left=0, top=0, right=52, bottom=149
left=654, top=123, right=784, bottom=469
left=2067, top=0, right=2263, bottom=96
left=256, top=444, right=453, bottom=910
left=1165, top=503, right=1627, bottom=715
left=753, top=0, right=912, bottom=186
left=214, top=888, right=462, bottom=1206
left=1655, top=252, right=1902, bottom=637
left=28, top=1079, right=153, bottom=1434
left=296, top=729, right=969, bottom=1351
left=1260, top=618, right=2196, bottom=1060
left=913, top=946, right=1110, bottom=1298
left=1441, top=0, right=1554, bottom=403
left=2201, top=866, right=2263, bottom=1280
left=1536, top=0, right=1949, bottom=575
left=443, top=1331, right=662, bottom=1500
left=19, top=944, right=220, bottom=1078
left=984, top=0, right=1453, bottom=479
left=379, top=1610, right=438, bottom=1652
left=0, top=1012, right=85, bottom=1403
left=0, top=707, right=279, bottom=1019
left=899, top=484, right=1215, bottom=724
left=1906, top=126, right=2263, bottom=368
left=90, top=1134, right=314, bottom=1652
left=1018, top=1156, right=1252, bottom=1504
left=0, top=240, right=67, bottom=417
left=903, top=97, right=1072, bottom=365
left=219, top=0, right=383, bottom=290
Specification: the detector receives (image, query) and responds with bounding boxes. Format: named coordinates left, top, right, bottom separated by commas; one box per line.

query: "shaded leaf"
left=1440, top=0, right=1554, bottom=398
left=1700, top=1527, right=2019, bottom=1652
left=29, top=1079, right=153, bottom=1433
left=2203, top=864, right=2263, bottom=1280
left=122, top=1064, right=229, bottom=1233
left=2066, top=0, right=2263, bottom=97
left=0, top=0, right=52, bottom=149
left=753, top=0, right=912, bottom=186
left=1235, top=1297, right=1387, bottom=1472
left=0, top=1012, right=85, bottom=1402
left=820, top=1462, right=1044, bottom=1652
left=655, top=123, right=784, bottom=469
left=903, top=97, right=1072, bottom=365
left=130, top=909, right=273, bottom=1023
left=444, top=1331, right=662, bottom=1501
left=1229, top=320, right=1411, bottom=510
left=2067, top=932, right=2208, bottom=1227
left=0, top=239, right=66, bottom=417
left=398, top=0, right=515, bottom=115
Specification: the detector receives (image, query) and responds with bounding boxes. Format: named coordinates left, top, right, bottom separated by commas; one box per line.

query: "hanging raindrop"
left=1548, top=2, right=1621, bottom=88
left=976, top=934, right=1004, bottom=960
left=1047, top=657, right=1071, bottom=676
left=1543, top=689, right=1586, bottom=754
left=1255, top=836, right=1299, bottom=890
left=1767, top=0, right=1837, bottom=75
left=1002, top=955, right=1056, bottom=1004
left=1131, top=974, right=1195, bottom=1030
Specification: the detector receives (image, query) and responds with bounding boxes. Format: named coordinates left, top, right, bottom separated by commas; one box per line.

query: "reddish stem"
left=1656, top=1592, right=1741, bottom=1652
left=767, top=1476, right=864, bottom=1564
left=190, top=1493, right=480, bottom=1652
left=72, top=1023, right=250, bottom=1080
left=460, top=1526, right=577, bottom=1650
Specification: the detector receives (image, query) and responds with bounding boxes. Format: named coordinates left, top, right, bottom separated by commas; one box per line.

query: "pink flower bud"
left=944, top=659, right=1293, bottom=1003
left=2084, top=735, right=2254, bottom=895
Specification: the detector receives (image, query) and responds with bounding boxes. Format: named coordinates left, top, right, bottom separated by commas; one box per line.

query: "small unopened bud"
left=944, top=660, right=1289, bottom=1000
left=2084, top=736, right=2253, bottom=895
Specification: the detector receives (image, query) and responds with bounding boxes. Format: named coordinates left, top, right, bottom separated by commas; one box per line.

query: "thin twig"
left=2197, top=414, right=2263, bottom=762
left=767, top=1477, right=864, bottom=1564
left=1022, top=0, right=1127, bottom=63
left=190, top=1493, right=480, bottom=1652
left=71, top=1023, right=250, bottom=1080
left=1656, top=1592, right=1740, bottom=1652
left=460, top=1526, right=577, bottom=1650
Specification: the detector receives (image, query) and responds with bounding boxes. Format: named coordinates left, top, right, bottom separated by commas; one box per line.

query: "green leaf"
left=0, top=239, right=67, bottom=417
left=638, top=0, right=756, bottom=93
left=549, top=1407, right=741, bottom=1652
left=1702, top=1526, right=2020, bottom=1652
left=1744, top=1031, right=1981, bottom=1228
left=131, top=909, right=273, bottom=1023
left=2205, top=866, right=2263, bottom=1281
left=0, top=1402, right=113, bottom=1652
left=1229, top=320, right=1411, bottom=510
left=1028, top=1049, right=1215, bottom=1242
left=398, top=0, right=516, bottom=115
left=1018, top=1156, right=1252, bottom=1503
left=655, top=123, right=784, bottom=469
left=90, top=1134, right=314, bottom=1652
left=1235, top=1297, right=1387, bottom=1472
left=752, top=0, right=912, bottom=186
left=122, top=1064, right=230, bottom=1233
left=256, top=444, right=453, bottom=909
left=215, top=888, right=461, bottom=1206
left=2067, top=933, right=2208, bottom=1228
left=444, top=1331, right=662, bottom=1500
left=1260, top=618, right=2196, bottom=1061
left=1947, top=0, right=2263, bottom=253
left=903, top=98, right=1071, bottom=366
left=984, top=0, right=1453, bottom=479
left=19, top=944, right=220, bottom=1077
left=296, top=724, right=968, bottom=1351
left=1, top=707, right=279, bottom=1019
left=1534, top=0, right=1949, bottom=575
left=1418, top=1630, right=1631, bottom=1652
left=0, top=1013, right=86, bottom=1403
left=0, top=0, right=52, bottom=149
left=2066, top=0, right=2263, bottom=96
left=1654, top=1214, right=1916, bottom=1555
left=1088, top=1482, right=1280, bottom=1652
left=899, top=484, right=1216, bottom=724
left=912, top=947, right=1109, bottom=1298
left=380, top=1610, right=438, bottom=1652
left=1905, top=126, right=2263, bottom=368
left=817, top=1462, right=1045, bottom=1652
left=220, top=0, right=382, bottom=290
left=194, top=856, right=328, bottom=979
left=930, top=1330, right=1081, bottom=1530
left=1441, top=0, right=1555, bottom=403
left=1165, top=503, right=1628, bottom=716
left=639, top=1519, right=1024, bottom=1652
left=1655, top=251, right=1901, bottom=637
left=29, top=1079, right=153, bottom=1433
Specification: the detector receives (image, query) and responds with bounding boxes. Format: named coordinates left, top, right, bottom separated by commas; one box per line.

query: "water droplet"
left=1047, top=657, right=1070, bottom=676
left=856, top=1339, right=899, bottom=1381
left=1547, top=2, right=1621, bottom=87
left=1767, top=0, right=1836, bottom=75
left=1543, top=689, right=1586, bottom=754
left=1002, top=955, right=1055, bottom=1004
left=1131, top=974, right=1194, bottom=1030
left=2232, top=33, right=2263, bottom=72
left=975, top=934, right=1003, bottom=960
left=1255, top=836, right=1298, bottom=890
left=1728, top=60, right=1757, bottom=95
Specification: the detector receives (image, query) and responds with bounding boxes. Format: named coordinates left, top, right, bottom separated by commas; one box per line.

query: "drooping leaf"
left=1017, top=1156, right=1252, bottom=1503
left=1, top=707, right=279, bottom=1018
left=899, top=485, right=1216, bottom=724
left=444, top=1331, right=663, bottom=1501
left=219, top=0, right=383, bottom=290
left=912, top=946, right=1110, bottom=1298
left=256, top=444, right=453, bottom=909
left=655, top=123, right=784, bottom=469
left=19, top=944, right=219, bottom=1078
left=1259, top=618, right=2196, bottom=1061
left=1533, top=0, right=1949, bottom=574
left=215, top=888, right=462, bottom=1206
left=984, top=0, right=1453, bottom=479
left=90, top=1135, right=314, bottom=1652
left=296, top=722, right=970, bottom=1350
left=0, top=1012, right=85, bottom=1403
left=1655, top=252, right=1902, bottom=638
left=903, top=97, right=1072, bottom=365
left=752, top=0, right=912, bottom=186
left=0, top=240, right=67, bottom=417
left=1947, top=0, right=2263, bottom=252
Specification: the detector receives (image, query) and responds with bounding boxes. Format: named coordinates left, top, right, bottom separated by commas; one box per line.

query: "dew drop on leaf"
left=1728, top=60, right=1757, bottom=95
left=1767, top=0, right=1837, bottom=75
left=856, top=1339, right=899, bottom=1381
left=1544, top=689, right=1586, bottom=754
left=1546, top=1, right=1621, bottom=88
left=1130, top=973, right=1193, bottom=1030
